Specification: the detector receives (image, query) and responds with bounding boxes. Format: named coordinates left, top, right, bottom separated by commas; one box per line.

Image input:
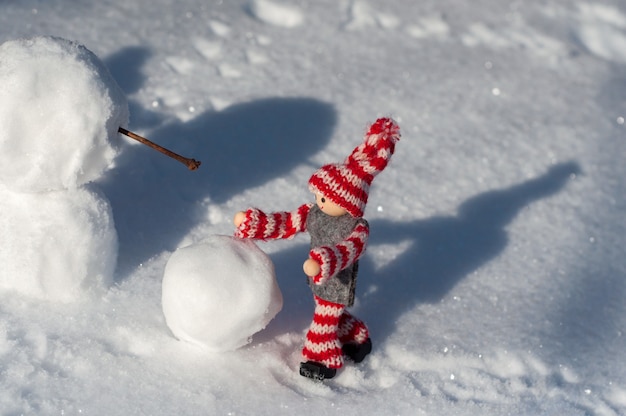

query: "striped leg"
left=338, top=310, right=369, bottom=345
left=302, top=296, right=345, bottom=369
left=338, top=310, right=372, bottom=363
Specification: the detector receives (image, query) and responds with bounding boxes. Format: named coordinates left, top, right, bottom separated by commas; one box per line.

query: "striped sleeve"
left=234, top=203, right=312, bottom=240
left=308, top=220, right=369, bottom=285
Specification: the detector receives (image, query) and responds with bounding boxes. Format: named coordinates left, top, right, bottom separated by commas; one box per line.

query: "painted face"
left=315, top=193, right=348, bottom=217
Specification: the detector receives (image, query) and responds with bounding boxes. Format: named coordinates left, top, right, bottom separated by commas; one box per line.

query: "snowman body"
left=0, top=36, right=128, bottom=302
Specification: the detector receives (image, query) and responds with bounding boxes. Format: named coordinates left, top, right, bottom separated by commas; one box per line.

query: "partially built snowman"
left=0, top=36, right=283, bottom=351
left=0, top=36, right=128, bottom=302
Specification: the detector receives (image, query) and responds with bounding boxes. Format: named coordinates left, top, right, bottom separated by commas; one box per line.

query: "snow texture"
left=0, top=36, right=128, bottom=192
left=0, top=0, right=625, bottom=415
left=162, top=235, right=282, bottom=351
left=0, top=185, right=117, bottom=302
left=0, top=36, right=123, bottom=303
left=247, top=0, right=304, bottom=28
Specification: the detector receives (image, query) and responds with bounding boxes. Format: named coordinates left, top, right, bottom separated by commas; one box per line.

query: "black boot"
left=299, top=361, right=337, bottom=381
left=342, top=338, right=372, bottom=363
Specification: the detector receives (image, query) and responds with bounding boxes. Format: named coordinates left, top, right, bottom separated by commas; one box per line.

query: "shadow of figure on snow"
left=103, top=46, right=162, bottom=131
left=104, top=46, right=151, bottom=95
left=251, top=162, right=581, bottom=345
left=101, top=45, right=337, bottom=282
left=355, top=161, right=581, bottom=341
left=99, top=98, right=337, bottom=280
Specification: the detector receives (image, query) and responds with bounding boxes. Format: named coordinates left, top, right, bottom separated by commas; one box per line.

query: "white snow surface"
left=0, top=0, right=625, bottom=415
left=247, top=0, right=304, bottom=28
left=162, top=235, right=282, bottom=352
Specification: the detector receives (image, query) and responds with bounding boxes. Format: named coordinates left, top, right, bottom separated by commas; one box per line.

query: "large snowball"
left=0, top=36, right=129, bottom=192
left=162, top=235, right=283, bottom=352
left=0, top=185, right=118, bottom=302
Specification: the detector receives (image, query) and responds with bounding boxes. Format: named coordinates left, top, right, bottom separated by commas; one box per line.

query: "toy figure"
left=233, top=117, right=400, bottom=380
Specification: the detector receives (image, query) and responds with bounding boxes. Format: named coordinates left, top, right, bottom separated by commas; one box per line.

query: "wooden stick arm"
left=118, top=127, right=201, bottom=171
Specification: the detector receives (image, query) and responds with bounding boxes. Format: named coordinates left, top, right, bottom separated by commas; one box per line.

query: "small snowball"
left=0, top=185, right=118, bottom=302
left=0, top=36, right=129, bottom=192
left=162, top=235, right=282, bottom=352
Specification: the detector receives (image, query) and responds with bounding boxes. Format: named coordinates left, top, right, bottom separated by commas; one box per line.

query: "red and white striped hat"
left=308, top=117, right=400, bottom=218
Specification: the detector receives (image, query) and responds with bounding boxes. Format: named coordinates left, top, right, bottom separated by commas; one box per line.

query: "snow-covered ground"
left=1, top=0, right=625, bottom=414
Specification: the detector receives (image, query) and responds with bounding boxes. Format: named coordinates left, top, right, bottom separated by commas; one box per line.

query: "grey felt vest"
left=306, top=205, right=369, bottom=307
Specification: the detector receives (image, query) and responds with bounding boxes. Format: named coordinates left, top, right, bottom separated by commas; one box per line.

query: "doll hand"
left=304, top=257, right=329, bottom=285
left=303, top=258, right=321, bottom=280
left=233, top=209, right=257, bottom=238
left=233, top=211, right=246, bottom=228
